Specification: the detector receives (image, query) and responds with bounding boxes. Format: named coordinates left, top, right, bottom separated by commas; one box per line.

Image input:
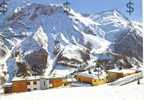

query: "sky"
left=4, top=0, right=143, bottom=22
left=27, top=0, right=142, bottom=22
left=67, top=0, right=142, bottom=22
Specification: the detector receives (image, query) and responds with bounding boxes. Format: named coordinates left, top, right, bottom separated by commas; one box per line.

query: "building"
left=3, top=83, right=12, bottom=94
left=75, top=70, right=107, bottom=86
left=107, top=69, right=136, bottom=82
left=49, top=77, right=65, bottom=88
left=40, top=76, right=50, bottom=90
left=3, top=75, right=66, bottom=93
left=42, top=75, right=66, bottom=88
left=11, top=76, right=42, bottom=93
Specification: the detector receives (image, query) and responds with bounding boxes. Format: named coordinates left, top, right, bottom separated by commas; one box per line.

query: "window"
left=27, top=88, right=31, bottom=91
left=27, top=82, right=30, bottom=85
left=33, top=81, right=37, bottom=85
left=44, top=81, right=45, bottom=86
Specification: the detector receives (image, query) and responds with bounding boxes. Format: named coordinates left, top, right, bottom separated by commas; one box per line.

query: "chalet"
left=75, top=70, right=107, bottom=86
left=3, top=83, right=13, bottom=94
left=3, top=75, right=66, bottom=93
left=11, top=76, right=42, bottom=93
left=49, top=76, right=65, bottom=88
left=107, top=69, right=136, bottom=82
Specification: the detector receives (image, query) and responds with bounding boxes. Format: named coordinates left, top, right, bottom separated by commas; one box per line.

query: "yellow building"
left=49, top=77, right=65, bottom=88
left=75, top=71, right=107, bottom=86
left=107, top=69, right=136, bottom=82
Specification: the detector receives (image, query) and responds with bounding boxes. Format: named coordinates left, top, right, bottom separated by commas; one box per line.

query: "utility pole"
left=0, top=0, right=8, bottom=15
left=63, top=0, right=70, bottom=12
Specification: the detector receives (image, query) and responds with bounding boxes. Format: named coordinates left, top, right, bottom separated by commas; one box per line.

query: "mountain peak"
left=0, top=2, right=142, bottom=82
left=33, top=26, right=48, bottom=51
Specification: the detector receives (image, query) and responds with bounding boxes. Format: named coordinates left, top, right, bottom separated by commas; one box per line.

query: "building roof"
left=76, top=70, right=107, bottom=79
left=42, top=75, right=66, bottom=79
left=12, top=76, right=41, bottom=81
left=107, top=69, right=136, bottom=74
left=3, top=83, right=12, bottom=87
left=12, top=75, right=66, bottom=81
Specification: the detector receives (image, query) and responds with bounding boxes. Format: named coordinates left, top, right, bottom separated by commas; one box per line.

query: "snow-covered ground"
left=1, top=79, right=144, bottom=100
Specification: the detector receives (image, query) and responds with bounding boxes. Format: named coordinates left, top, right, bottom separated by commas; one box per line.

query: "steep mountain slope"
left=90, top=10, right=129, bottom=41
left=0, top=2, right=143, bottom=82
left=4, top=3, right=109, bottom=57
left=0, top=3, right=111, bottom=79
left=90, top=10, right=143, bottom=61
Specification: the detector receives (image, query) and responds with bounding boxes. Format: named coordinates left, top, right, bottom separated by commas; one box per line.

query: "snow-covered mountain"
left=0, top=1, right=143, bottom=82
left=0, top=3, right=110, bottom=80
left=3, top=3, right=109, bottom=56
left=90, top=10, right=143, bottom=61
left=89, top=10, right=130, bottom=42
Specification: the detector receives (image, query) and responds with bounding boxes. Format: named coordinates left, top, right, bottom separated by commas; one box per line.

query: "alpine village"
left=0, top=0, right=143, bottom=95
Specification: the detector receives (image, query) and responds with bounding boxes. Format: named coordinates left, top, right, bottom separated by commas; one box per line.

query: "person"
left=137, top=79, right=140, bottom=84
left=136, top=66, right=141, bottom=85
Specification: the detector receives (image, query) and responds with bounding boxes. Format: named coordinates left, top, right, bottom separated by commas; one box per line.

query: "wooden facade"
left=107, top=69, right=136, bottom=82
left=75, top=73, right=107, bottom=86
left=3, top=83, right=12, bottom=94
left=11, top=77, right=42, bottom=93
left=3, top=76, right=66, bottom=94
left=50, top=78, right=65, bottom=88
left=12, top=80, right=27, bottom=93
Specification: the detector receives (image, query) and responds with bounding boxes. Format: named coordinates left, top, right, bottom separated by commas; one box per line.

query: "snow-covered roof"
left=76, top=70, right=107, bottom=79
left=3, top=83, right=13, bottom=87
left=42, top=75, right=65, bottom=79
left=12, top=75, right=66, bottom=81
left=107, top=69, right=136, bottom=74
left=12, top=76, right=41, bottom=81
